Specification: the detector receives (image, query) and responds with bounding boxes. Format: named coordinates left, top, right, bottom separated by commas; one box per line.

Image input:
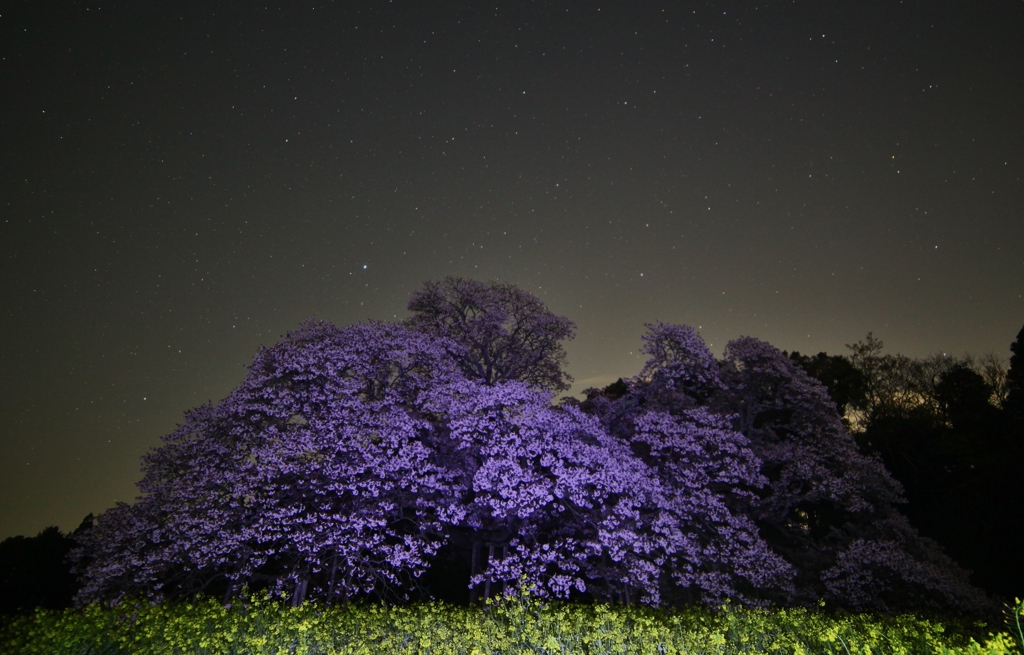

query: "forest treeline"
left=1, top=278, right=1021, bottom=622
left=788, top=330, right=1024, bottom=603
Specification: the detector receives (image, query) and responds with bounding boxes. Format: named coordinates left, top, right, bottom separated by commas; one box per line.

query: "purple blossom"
left=72, top=284, right=992, bottom=616
left=717, top=333, right=988, bottom=612
left=406, top=277, right=576, bottom=391
left=75, top=321, right=464, bottom=605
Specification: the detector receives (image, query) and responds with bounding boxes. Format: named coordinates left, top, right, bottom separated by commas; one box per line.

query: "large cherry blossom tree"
left=585, top=323, right=990, bottom=614
left=423, top=379, right=792, bottom=606
left=73, top=282, right=992, bottom=616
left=718, top=335, right=989, bottom=613
left=582, top=324, right=794, bottom=606
left=75, top=321, right=466, bottom=605
left=74, top=316, right=792, bottom=609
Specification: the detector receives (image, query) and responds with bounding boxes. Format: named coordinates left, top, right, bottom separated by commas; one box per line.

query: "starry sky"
left=2, top=1, right=1022, bottom=541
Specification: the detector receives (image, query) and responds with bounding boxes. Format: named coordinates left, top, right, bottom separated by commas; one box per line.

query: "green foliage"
left=2, top=590, right=1021, bottom=655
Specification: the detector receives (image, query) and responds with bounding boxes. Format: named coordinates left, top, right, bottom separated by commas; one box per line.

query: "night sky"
left=2, top=1, right=1022, bottom=541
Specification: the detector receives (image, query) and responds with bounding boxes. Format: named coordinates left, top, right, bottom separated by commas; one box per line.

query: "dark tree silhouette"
left=0, top=521, right=88, bottom=615
left=842, top=331, right=1024, bottom=604
left=788, top=350, right=867, bottom=420
left=935, top=365, right=1000, bottom=435
left=1005, top=324, right=1024, bottom=425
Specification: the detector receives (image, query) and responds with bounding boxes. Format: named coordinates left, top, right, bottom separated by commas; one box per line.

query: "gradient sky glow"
left=2, top=1, right=1022, bottom=540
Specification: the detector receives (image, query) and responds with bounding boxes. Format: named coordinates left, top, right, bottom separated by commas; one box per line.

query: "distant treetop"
left=406, top=277, right=576, bottom=391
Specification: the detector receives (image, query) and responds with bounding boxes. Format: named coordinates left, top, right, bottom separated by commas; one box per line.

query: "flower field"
left=3, top=592, right=1022, bottom=655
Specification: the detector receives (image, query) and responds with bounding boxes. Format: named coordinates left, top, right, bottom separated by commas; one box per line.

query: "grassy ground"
left=2, top=591, right=1022, bottom=654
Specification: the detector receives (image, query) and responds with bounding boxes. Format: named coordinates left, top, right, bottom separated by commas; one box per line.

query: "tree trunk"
left=291, top=576, right=309, bottom=607
left=483, top=543, right=495, bottom=600
left=469, top=537, right=511, bottom=604
left=328, top=554, right=339, bottom=600
left=469, top=540, right=482, bottom=604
